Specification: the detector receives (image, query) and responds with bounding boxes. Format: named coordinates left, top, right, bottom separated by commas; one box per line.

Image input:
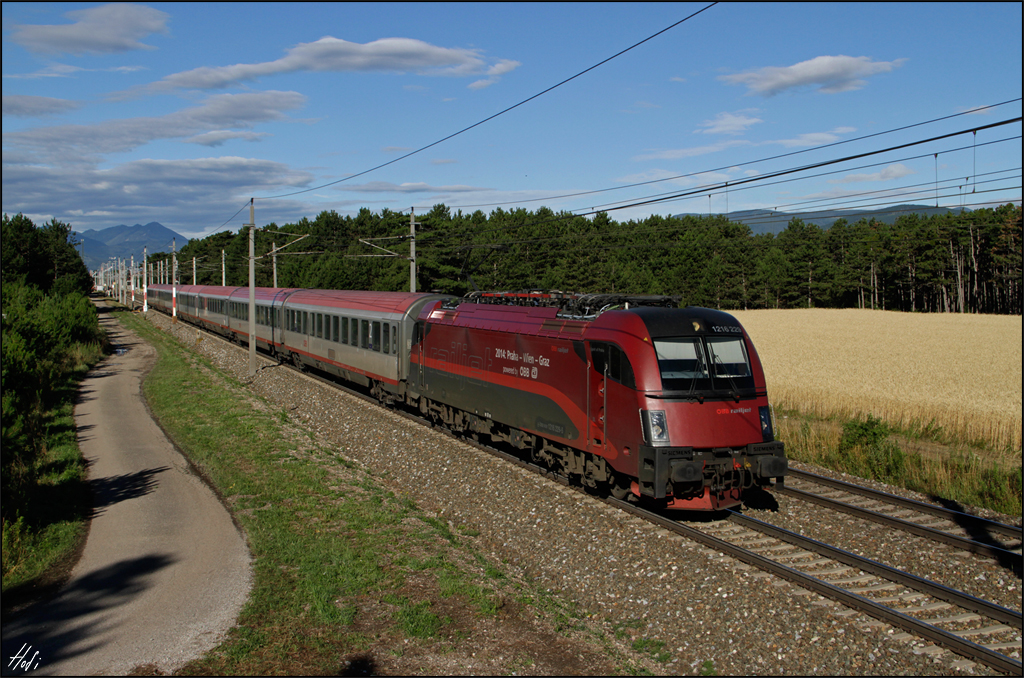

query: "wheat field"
left=731, top=309, right=1023, bottom=452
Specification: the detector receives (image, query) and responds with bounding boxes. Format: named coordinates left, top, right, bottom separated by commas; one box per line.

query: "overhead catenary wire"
left=253, top=3, right=718, bottom=201
left=421, top=98, right=1023, bottom=213
left=412, top=122, right=1021, bottom=248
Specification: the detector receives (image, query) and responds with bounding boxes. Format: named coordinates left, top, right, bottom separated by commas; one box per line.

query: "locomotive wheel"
left=609, top=474, right=631, bottom=500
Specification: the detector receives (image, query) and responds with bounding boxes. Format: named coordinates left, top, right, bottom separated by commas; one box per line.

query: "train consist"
left=146, top=284, right=787, bottom=510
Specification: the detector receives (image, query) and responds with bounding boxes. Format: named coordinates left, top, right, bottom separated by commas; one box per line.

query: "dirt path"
left=1, top=305, right=250, bottom=676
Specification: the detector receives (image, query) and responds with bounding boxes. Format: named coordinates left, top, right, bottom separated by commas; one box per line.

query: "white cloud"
left=720, top=55, right=905, bottom=96
left=10, top=3, right=169, bottom=55
left=3, top=63, right=146, bottom=81
left=631, top=125, right=856, bottom=162
left=146, top=37, right=520, bottom=92
left=632, top=140, right=752, bottom=161
left=1, top=156, right=314, bottom=237
left=765, top=127, right=857, bottom=148
left=183, top=130, right=270, bottom=147
left=467, top=58, right=522, bottom=89
left=336, top=181, right=484, bottom=194
left=960, top=104, right=996, bottom=115
left=697, top=111, right=762, bottom=135
left=4, top=91, right=306, bottom=163
left=2, top=95, right=82, bottom=118
left=831, top=163, right=916, bottom=184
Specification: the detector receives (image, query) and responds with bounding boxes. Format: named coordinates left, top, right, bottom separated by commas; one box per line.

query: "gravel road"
left=149, top=310, right=1020, bottom=676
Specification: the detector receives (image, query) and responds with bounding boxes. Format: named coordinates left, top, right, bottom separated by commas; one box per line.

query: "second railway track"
left=779, top=468, right=1022, bottom=566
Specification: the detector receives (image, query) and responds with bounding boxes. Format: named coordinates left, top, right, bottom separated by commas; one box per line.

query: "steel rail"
left=785, top=468, right=1023, bottom=541
left=779, top=484, right=1022, bottom=565
left=726, top=512, right=1022, bottom=630
left=607, top=498, right=1023, bottom=675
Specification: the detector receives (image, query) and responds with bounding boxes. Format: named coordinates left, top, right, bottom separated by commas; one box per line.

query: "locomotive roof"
left=628, top=306, right=746, bottom=338
left=425, top=300, right=746, bottom=342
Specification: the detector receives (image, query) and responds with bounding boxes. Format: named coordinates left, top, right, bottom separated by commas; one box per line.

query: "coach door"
left=413, top=320, right=425, bottom=390
left=587, top=343, right=608, bottom=452
left=587, top=342, right=637, bottom=457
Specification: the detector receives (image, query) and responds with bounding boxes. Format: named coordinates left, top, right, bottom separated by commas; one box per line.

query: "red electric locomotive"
left=145, top=284, right=785, bottom=510
left=408, top=292, right=786, bottom=510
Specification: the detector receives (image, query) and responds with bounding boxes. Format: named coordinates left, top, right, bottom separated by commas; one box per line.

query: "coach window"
left=316, top=313, right=323, bottom=339
left=341, top=317, right=349, bottom=344
left=392, top=325, right=398, bottom=355
left=371, top=321, right=381, bottom=352
left=360, top=320, right=369, bottom=349
left=331, top=316, right=338, bottom=342
left=382, top=323, right=390, bottom=354
left=302, top=311, right=308, bottom=335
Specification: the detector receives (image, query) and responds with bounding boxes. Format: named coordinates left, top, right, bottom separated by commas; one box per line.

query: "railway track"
left=150, top=310, right=1023, bottom=674
left=779, top=468, right=1023, bottom=567
left=607, top=499, right=1023, bottom=675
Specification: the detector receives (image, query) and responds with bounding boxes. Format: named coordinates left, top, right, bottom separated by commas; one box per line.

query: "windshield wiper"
left=686, top=345, right=708, bottom=402
left=712, top=352, right=742, bottom=403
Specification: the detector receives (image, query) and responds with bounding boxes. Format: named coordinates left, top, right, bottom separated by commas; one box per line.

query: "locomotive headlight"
left=641, top=410, right=670, bottom=446
left=759, top=405, right=774, bottom=442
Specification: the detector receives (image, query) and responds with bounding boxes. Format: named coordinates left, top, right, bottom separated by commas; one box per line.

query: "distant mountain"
left=673, top=204, right=971, bottom=235
left=75, top=222, right=188, bottom=271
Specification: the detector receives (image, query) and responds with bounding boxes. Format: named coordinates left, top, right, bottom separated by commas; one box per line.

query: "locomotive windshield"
left=654, top=336, right=754, bottom=394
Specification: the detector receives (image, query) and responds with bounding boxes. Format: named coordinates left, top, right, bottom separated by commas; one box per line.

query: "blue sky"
left=3, top=2, right=1021, bottom=240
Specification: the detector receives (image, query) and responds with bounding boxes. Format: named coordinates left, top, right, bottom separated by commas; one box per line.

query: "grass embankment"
left=777, top=414, right=1021, bottom=516
left=0, top=389, right=96, bottom=600
left=732, top=309, right=1022, bottom=517
left=2, top=291, right=106, bottom=606
left=116, top=311, right=665, bottom=675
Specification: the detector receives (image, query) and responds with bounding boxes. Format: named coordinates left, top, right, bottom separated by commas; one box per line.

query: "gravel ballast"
left=148, top=311, right=1020, bottom=675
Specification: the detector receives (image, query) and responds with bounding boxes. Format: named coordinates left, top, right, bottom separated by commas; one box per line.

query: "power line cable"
left=254, top=3, right=718, bottom=201
left=416, top=124, right=1021, bottom=246
left=420, top=97, right=1023, bottom=212
left=541, top=135, right=1021, bottom=217
left=558, top=118, right=1022, bottom=219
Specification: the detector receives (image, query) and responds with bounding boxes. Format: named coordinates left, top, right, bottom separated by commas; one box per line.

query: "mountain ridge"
left=76, top=222, right=188, bottom=271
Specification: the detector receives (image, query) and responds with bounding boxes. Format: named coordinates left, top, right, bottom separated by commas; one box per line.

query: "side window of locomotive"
left=589, top=343, right=634, bottom=388
left=590, top=343, right=607, bottom=376
left=360, top=320, right=369, bottom=349
left=609, top=344, right=636, bottom=389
